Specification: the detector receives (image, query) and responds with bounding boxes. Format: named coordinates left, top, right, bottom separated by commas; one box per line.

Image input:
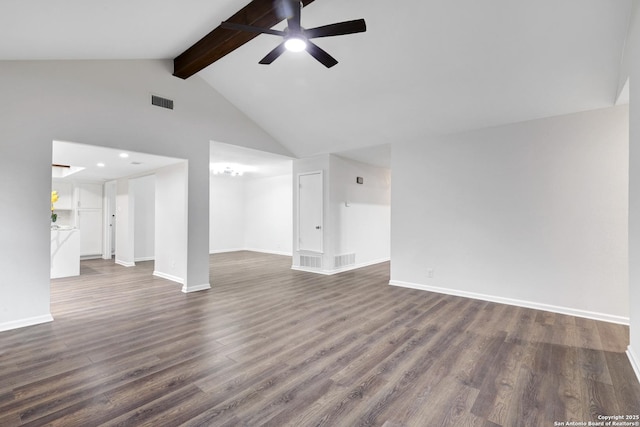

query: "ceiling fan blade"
left=221, top=21, right=285, bottom=37
left=259, top=42, right=287, bottom=64
left=287, top=0, right=302, bottom=33
left=305, top=19, right=367, bottom=39
left=306, top=41, right=338, bottom=68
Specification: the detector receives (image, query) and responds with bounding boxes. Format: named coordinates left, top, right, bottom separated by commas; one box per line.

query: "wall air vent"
left=334, top=253, right=356, bottom=269
left=151, top=95, right=174, bottom=110
left=300, top=255, right=322, bottom=269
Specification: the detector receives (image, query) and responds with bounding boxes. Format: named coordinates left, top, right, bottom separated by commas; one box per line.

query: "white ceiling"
left=211, top=141, right=293, bottom=178
left=52, top=141, right=186, bottom=181
left=51, top=140, right=292, bottom=182
left=3, top=0, right=633, bottom=167
left=199, top=0, right=633, bottom=159
left=0, top=0, right=242, bottom=60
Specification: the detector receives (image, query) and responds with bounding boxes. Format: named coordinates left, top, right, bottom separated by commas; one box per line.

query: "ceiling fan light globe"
left=285, top=37, right=307, bottom=52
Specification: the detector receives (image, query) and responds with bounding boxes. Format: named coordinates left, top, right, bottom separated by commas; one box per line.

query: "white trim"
left=209, top=248, right=293, bottom=256
left=243, top=248, right=293, bottom=256
left=115, top=259, right=135, bottom=267
left=209, top=248, right=245, bottom=254
left=81, top=255, right=103, bottom=260
left=134, top=256, right=155, bottom=262
left=628, top=346, right=640, bottom=384
left=388, top=280, right=630, bottom=325
left=181, top=283, right=211, bottom=293
left=153, top=270, right=184, bottom=284
left=292, top=258, right=389, bottom=276
left=0, top=314, right=54, bottom=332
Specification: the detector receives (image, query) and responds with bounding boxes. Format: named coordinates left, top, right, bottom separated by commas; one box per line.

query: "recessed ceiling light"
left=97, top=162, right=105, bottom=167
left=119, top=153, right=129, bottom=158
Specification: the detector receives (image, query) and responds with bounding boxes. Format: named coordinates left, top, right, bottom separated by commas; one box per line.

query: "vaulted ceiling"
left=1, top=0, right=633, bottom=163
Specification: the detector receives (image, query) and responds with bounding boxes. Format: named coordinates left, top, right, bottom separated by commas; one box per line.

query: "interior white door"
left=298, top=172, right=323, bottom=253
left=104, top=181, right=117, bottom=258
left=78, top=183, right=103, bottom=208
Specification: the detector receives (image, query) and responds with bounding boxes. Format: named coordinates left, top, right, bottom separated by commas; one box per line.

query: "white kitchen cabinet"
left=50, top=181, right=104, bottom=258
left=78, top=183, right=103, bottom=209
left=76, top=182, right=104, bottom=257
left=52, top=180, right=73, bottom=210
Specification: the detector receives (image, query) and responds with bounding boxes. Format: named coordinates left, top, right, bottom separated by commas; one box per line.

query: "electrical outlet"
left=427, top=269, right=434, bottom=279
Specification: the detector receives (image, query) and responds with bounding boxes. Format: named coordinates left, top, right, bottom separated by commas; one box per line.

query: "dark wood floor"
left=1, top=251, right=639, bottom=426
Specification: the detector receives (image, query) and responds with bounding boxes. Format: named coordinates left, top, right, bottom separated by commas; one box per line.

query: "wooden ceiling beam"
left=173, top=0, right=316, bottom=79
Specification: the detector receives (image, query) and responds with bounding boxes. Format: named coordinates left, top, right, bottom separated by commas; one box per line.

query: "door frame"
left=297, top=170, right=324, bottom=253
left=103, top=180, right=117, bottom=260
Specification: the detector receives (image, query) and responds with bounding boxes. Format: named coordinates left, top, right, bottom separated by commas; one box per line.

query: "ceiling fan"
left=220, top=0, right=366, bottom=68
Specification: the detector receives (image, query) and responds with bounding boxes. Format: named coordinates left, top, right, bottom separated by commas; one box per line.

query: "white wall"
left=132, top=175, right=155, bottom=262
left=626, top=0, right=640, bottom=380
left=154, top=162, right=188, bottom=287
left=0, top=59, right=290, bottom=331
left=244, top=174, right=293, bottom=255
left=209, top=173, right=293, bottom=255
left=210, top=175, right=245, bottom=253
left=292, top=154, right=391, bottom=274
left=391, top=106, right=629, bottom=324
left=330, top=155, right=391, bottom=268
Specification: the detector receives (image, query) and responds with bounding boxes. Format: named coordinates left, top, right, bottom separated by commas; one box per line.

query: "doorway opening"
left=51, top=140, right=186, bottom=283
left=209, top=141, right=294, bottom=257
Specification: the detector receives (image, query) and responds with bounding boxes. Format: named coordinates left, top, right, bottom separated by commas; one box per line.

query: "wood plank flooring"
left=1, top=251, right=639, bottom=426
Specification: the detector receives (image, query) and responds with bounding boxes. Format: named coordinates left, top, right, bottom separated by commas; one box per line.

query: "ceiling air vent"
left=151, top=95, right=174, bottom=110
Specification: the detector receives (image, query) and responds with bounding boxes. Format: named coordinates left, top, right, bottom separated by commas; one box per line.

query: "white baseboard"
left=628, top=346, right=640, bottom=384
left=182, top=283, right=211, bottom=293
left=134, top=256, right=155, bottom=262
left=0, top=314, right=54, bottom=332
left=210, top=248, right=245, bottom=254
left=210, top=248, right=292, bottom=256
left=291, top=265, right=334, bottom=275
left=292, top=258, right=390, bottom=276
left=244, top=248, right=293, bottom=256
left=81, top=255, right=103, bottom=260
left=388, top=279, right=630, bottom=325
left=153, top=271, right=184, bottom=285
left=115, top=259, right=135, bottom=267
